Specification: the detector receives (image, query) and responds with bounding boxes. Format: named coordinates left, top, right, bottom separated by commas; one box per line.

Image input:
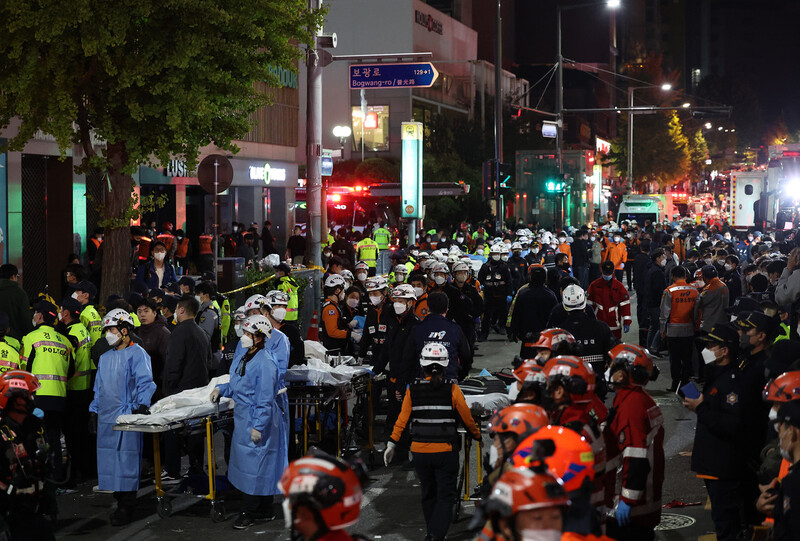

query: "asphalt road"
left=54, top=290, right=718, bottom=540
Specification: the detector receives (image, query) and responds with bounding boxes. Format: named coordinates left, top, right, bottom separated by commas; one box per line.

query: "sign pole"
left=213, top=160, right=219, bottom=279
left=306, top=0, right=323, bottom=269
left=494, top=0, right=504, bottom=234
left=401, top=122, right=424, bottom=246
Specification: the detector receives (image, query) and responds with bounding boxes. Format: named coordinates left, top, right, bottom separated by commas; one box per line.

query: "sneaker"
left=160, top=471, right=182, bottom=485
left=110, top=507, right=134, bottom=527
left=233, top=512, right=256, bottom=530
left=93, top=485, right=114, bottom=494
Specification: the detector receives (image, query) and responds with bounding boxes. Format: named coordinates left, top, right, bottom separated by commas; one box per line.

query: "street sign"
left=368, top=183, right=469, bottom=197
left=321, top=156, right=333, bottom=177
left=349, top=62, right=439, bottom=89
left=197, top=154, right=233, bottom=194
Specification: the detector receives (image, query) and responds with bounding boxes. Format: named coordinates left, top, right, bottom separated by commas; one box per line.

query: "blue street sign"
left=321, top=156, right=333, bottom=177
left=349, top=62, right=439, bottom=90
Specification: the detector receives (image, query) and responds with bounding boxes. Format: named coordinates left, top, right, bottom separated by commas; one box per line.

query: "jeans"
left=574, top=264, right=589, bottom=290
left=413, top=451, right=459, bottom=539
left=635, top=290, right=650, bottom=346
left=646, top=307, right=662, bottom=352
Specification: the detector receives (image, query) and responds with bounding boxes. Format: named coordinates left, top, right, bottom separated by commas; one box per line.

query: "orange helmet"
left=543, top=356, right=596, bottom=404
left=511, top=425, right=595, bottom=493
left=513, top=361, right=546, bottom=385
left=764, top=371, right=800, bottom=403
left=608, top=343, right=659, bottom=385
left=279, top=451, right=365, bottom=531
left=162, top=221, right=174, bottom=232
left=0, top=370, right=40, bottom=410
left=484, top=468, right=569, bottom=519
left=488, top=404, right=550, bottom=440
left=531, top=328, right=576, bottom=352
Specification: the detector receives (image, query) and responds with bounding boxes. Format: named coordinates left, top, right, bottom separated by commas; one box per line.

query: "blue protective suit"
left=218, top=345, right=286, bottom=496
left=264, top=329, right=290, bottom=455
left=90, top=344, right=156, bottom=492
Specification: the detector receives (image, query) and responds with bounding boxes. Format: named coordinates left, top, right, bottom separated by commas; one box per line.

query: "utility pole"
left=306, top=0, right=323, bottom=269
left=494, top=0, right=503, bottom=233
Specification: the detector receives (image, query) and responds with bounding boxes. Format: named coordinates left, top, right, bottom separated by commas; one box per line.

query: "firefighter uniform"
left=477, top=259, right=512, bottom=339
left=414, top=292, right=430, bottom=321
left=355, top=237, right=380, bottom=275
left=80, top=304, right=103, bottom=348
left=390, top=379, right=480, bottom=541
left=552, top=404, right=607, bottom=507
left=606, top=385, right=665, bottom=540
left=659, top=279, right=698, bottom=387
left=357, top=302, right=395, bottom=363
left=373, top=226, right=391, bottom=250
left=320, top=299, right=350, bottom=353
left=558, top=240, right=573, bottom=266
left=606, top=240, right=628, bottom=274
left=586, top=276, right=632, bottom=339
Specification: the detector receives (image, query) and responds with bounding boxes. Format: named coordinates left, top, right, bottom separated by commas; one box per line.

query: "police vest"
left=278, top=277, right=300, bottom=322
left=0, top=339, right=20, bottom=373
left=65, top=323, right=93, bottom=391
left=216, top=297, right=231, bottom=343
left=408, top=380, right=458, bottom=444
left=21, top=326, right=71, bottom=398
left=80, top=305, right=102, bottom=347
left=373, top=228, right=391, bottom=250
left=356, top=239, right=379, bottom=267
left=175, top=237, right=190, bottom=258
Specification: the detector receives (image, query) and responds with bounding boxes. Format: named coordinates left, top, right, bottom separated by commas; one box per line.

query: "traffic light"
left=498, top=162, right=513, bottom=189
left=545, top=179, right=565, bottom=193
left=482, top=160, right=495, bottom=198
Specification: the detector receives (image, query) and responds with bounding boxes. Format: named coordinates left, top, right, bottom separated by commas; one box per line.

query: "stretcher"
left=453, top=417, right=487, bottom=523
left=114, top=407, right=233, bottom=522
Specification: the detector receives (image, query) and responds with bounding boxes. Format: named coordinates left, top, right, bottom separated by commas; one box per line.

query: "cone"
left=306, top=309, right=319, bottom=341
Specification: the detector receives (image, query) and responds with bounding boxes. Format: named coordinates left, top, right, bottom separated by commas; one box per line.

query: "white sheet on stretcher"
left=285, top=358, right=372, bottom=386
left=463, top=393, right=511, bottom=417
left=116, top=375, right=234, bottom=426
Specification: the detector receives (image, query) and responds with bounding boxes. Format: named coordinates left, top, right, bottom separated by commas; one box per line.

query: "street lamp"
left=332, top=125, right=351, bottom=158
left=556, top=0, right=620, bottom=224
left=627, top=83, right=672, bottom=190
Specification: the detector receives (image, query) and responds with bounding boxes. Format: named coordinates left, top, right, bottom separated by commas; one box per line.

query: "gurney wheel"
left=211, top=501, right=226, bottom=523
left=157, top=497, right=173, bottom=518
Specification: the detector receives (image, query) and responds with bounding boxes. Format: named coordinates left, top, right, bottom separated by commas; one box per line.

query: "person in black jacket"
left=571, top=229, right=591, bottom=290
left=724, top=254, right=743, bottom=305
left=508, top=266, right=558, bottom=358
left=765, top=400, right=800, bottom=540
left=507, top=243, right=528, bottom=293
left=645, top=249, right=667, bottom=353
left=478, top=246, right=513, bottom=339
left=683, top=324, right=745, bottom=541
left=358, top=277, right=395, bottom=364
left=135, top=298, right=171, bottom=400
left=163, top=296, right=211, bottom=478
left=632, top=240, right=652, bottom=347
left=451, top=261, right=483, bottom=351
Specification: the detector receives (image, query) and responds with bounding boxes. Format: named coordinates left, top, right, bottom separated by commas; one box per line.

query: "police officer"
left=0, top=312, right=21, bottom=373
left=71, top=280, right=102, bottom=347
left=355, top=235, right=380, bottom=277
left=508, top=266, right=559, bottom=357
left=21, top=301, right=73, bottom=482
left=478, top=244, right=513, bottom=341
left=373, top=222, right=391, bottom=251
left=57, top=297, right=95, bottom=482
left=683, top=324, right=746, bottom=541
left=273, top=263, right=300, bottom=326
left=385, top=343, right=480, bottom=541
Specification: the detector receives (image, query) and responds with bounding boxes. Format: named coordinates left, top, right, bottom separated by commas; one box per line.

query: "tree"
left=688, top=129, right=709, bottom=179
left=354, top=158, right=400, bottom=183
left=0, top=0, right=321, bottom=300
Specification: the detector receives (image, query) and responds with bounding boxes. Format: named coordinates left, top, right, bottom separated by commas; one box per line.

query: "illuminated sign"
left=249, top=163, right=287, bottom=184
left=401, top=122, right=423, bottom=219
left=364, top=112, right=378, bottom=129
left=542, top=121, right=557, bottom=139
left=596, top=137, right=611, bottom=155
left=414, top=9, right=443, bottom=34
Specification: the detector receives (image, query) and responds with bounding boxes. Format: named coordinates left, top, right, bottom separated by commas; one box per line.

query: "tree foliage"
left=0, top=0, right=322, bottom=298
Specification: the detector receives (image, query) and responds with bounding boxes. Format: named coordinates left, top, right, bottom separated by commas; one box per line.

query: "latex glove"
left=616, top=500, right=632, bottom=526
left=384, top=441, right=396, bottom=466
left=349, top=319, right=358, bottom=329
left=623, top=324, right=630, bottom=333
left=506, top=295, right=512, bottom=303
left=352, top=331, right=362, bottom=343
left=251, top=428, right=262, bottom=443
left=210, top=388, right=221, bottom=403
left=620, top=263, right=625, bottom=269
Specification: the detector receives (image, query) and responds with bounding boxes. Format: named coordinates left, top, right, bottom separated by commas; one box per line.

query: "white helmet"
left=511, top=242, right=522, bottom=251
left=233, top=307, right=247, bottom=322
left=519, top=237, right=530, bottom=246
left=393, top=264, right=408, bottom=276
left=339, top=269, right=354, bottom=282
left=489, top=244, right=505, bottom=255
left=433, top=250, right=447, bottom=263
left=420, top=259, right=435, bottom=272
left=452, top=261, right=471, bottom=274
left=515, top=228, right=527, bottom=237
left=562, top=284, right=586, bottom=311
left=325, top=274, right=346, bottom=289
left=355, top=261, right=369, bottom=272
left=391, top=284, right=417, bottom=300
left=264, top=290, right=289, bottom=307
left=446, top=253, right=460, bottom=266
left=432, top=262, right=450, bottom=275
left=420, top=342, right=449, bottom=367
left=365, top=276, right=388, bottom=292
left=244, top=294, right=266, bottom=312
left=242, top=314, right=272, bottom=338
left=417, top=252, right=430, bottom=261
left=103, top=308, right=134, bottom=329
left=448, top=245, right=461, bottom=254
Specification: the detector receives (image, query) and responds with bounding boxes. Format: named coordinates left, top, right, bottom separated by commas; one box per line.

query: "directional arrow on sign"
left=349, top=62, right=439, bottom=90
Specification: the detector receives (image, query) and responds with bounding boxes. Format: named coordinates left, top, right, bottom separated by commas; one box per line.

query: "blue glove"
left=506, top=295, right=512, bottom=303
left=623, top=324, right=630, bottom=333
left=616, top=500, right=632, bottom=526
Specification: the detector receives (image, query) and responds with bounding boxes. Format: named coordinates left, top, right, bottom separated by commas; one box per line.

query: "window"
left=744, top=184, right=753, bottom=196
left=351, top=105, right=390, bottom=152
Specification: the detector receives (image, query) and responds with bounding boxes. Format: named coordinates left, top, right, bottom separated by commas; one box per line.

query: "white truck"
left=617, top=195, right=663, bottom=224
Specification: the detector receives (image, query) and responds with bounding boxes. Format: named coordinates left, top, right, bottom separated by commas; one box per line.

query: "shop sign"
left=414, top=9, right=443, bottom=35
left=249, top=162, right=287, bottom=184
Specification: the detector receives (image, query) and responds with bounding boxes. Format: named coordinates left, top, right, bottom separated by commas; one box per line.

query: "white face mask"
left=488, top=443, right=499, bottom=469
left=724, top=263, right=733, bottom=272
left=695, top=280, right=705, bottom=289
left=434, top=275, right=446, bottom=285
left=701, top=347, right=718, bottom=364
left=272, top=307, right=287, bottom=322
left=491, top=254, right=501, bottom=261
left=501, top=254, right=509, bottom=262
left=414, top=287, right=425, bottom=298
left=590, top=236, right=596, bottom=242
left=346, top=298, right=359, bottom=309
left=614, top=236, right=621, bottom=243
left=195, top=295, right=203, bottom=304
left=532, top=248, right=540, bottom=254
left=338, top=290, right=346, bottom=301
left=31, top=317, right=38, bottom=327
left=396, top=274, right=406, bottom=283
left=234, top=324, right=243, bottom=337
left=57, top=311, right=63, bottom=322
left=456, top=237, right=464, bottom=243
left=519, top=530, right=562, bottom=541
left=411, top=250, right=419, bottom=257
left=369, top=295, right=382, bottom=306
left=659, top=259, right=666, bottom=267
left=393, top=302, right=407, bottom=315
left=105, top=332, right=120, bottom=347
left=240, top=335, right=254, bottom=349
left=154, top=252, right=166, bottom=261
left=704, top=258, right=713, bottom=265
left=71, top=291, right=80, bottom=301
left=357, top=272, right=367, bottom=282
left=769, top=408, right=779, bottom=422
left=748, top=236, right=754, bottom=242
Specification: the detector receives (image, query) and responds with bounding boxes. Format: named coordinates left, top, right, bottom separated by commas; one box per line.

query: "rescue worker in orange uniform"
left=605, top=344, right=665, bottom=541
left=605, top=233, right=628, bottom=282
left=173, top=229, right=191, bottom=270
left=586, top=261, right=632, bottom=340
left=409, top=273, right=430, bottom=321
left=320, top=274, right=353, bottom=354
left=659, top=265, right=699, bottom=391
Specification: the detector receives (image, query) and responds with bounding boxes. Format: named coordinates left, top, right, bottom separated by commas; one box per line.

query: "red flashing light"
left=784, top=151, right=800, bottom=157
left=355, top=186, right=363, bottom=192
left=330, top=194, right=341, bottom=202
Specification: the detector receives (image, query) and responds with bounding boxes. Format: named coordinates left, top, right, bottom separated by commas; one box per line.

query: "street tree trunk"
left=99, top=142, right=134, bottom=304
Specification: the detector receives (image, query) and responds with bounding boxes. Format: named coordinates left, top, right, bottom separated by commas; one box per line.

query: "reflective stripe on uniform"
left=0, top=361, right=16, bottom=368
left=622, top=446, right=648, bottom=458
left=73, top=370, right=93, bottom=377
left=32, top=341, right=68, bottom=350
left=622, top=487, right=644, bottom=500
left=38, top=374, right=68, bottom=382
left=412, top=405, right=453, bottom=411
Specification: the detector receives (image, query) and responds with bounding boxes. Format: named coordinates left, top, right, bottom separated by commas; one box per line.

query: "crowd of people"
left=1, top=216, right=800, bottom=540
